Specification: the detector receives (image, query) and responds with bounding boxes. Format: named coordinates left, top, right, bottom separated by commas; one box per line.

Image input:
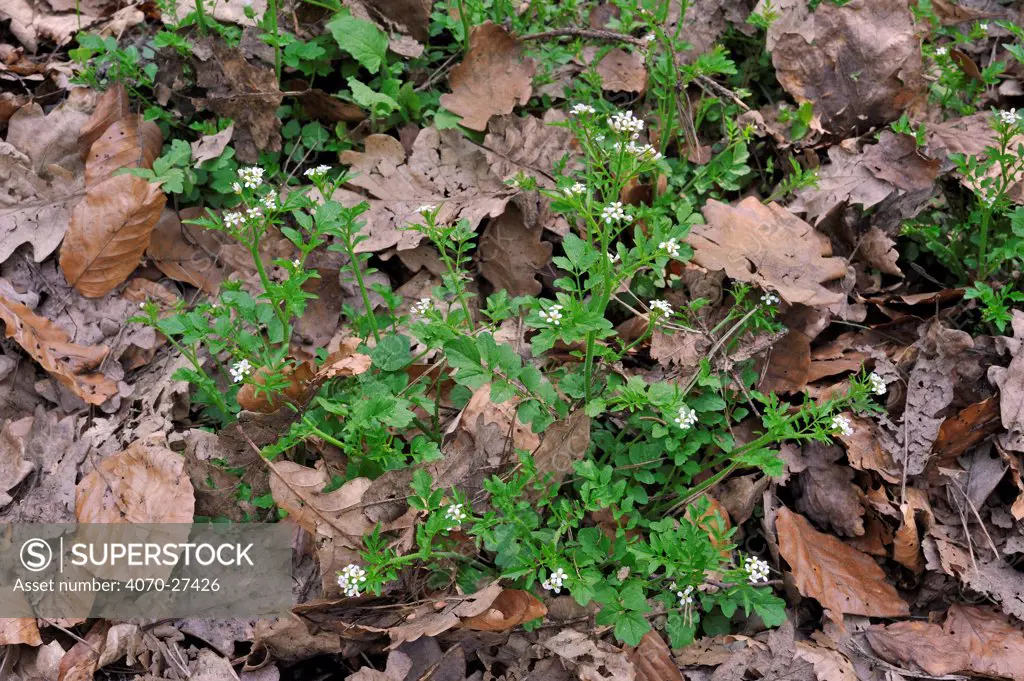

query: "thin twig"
left=521, top=28, right=646, bottom=47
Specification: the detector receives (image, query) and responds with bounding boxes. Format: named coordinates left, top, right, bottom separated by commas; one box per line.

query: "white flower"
left=625, top=141, right=662, bottom=161
left=539, top=304, right=563, bottom=326
left=601, top=202, right=631, bottom=224
left=979, top=22, right=989, bottom=32
left=607, top=252, right=620, bottom=264
left=670, top=582, right=695, bottom=606
left=138, top=301, right=146, bottom=310
left=659, top=238, right=680, bottom=258
left=444, top=503, right=468, bottom=530
left=642, top=33, right=656, bottom=45
left=238, top=166, right=264, bottom=189
left=245, top=206, right=262, bottom=221
left=412, top=297, right=433, bottom=318
left=649, top=299, right=673, bottom=317
left=292, top=259, right=301, bottom=267
left=229, top=359, right=252, bottom=383
left=935, top=45, right=948, bottom=56
left=564, top=182, right=586, bottom=196
left=868, top=372, right=886, bottom=396
left=595, top=134, right=606, bottom=142
left=232, top=181, right=243, bottom=194
left=223, top=211, right=243, bottom=228
left=417, top=204, right=437, bottom=216
left=337, top=564, right=367, bottom=598
left=997, top=109, right=1020, bottom=126
left=744, top=556, right=771, bottom=584
left=542, top=567, right=568, bottom=594
left=830, top=414, right=854, bottom=437
left=262, top=190, right=277, bottom=209
left=674, top=404, right=697, bottom=430
left=760, top=291, right=780, bottom=305
left=608, top=110, right=645, bottom=138
left=304, top=164, right=332, bottom=179
left=570, top=103, right=596, bottom=115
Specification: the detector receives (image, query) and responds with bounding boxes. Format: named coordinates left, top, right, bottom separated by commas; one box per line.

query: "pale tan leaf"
left=629, top=631, right=683, bottom=681
left=0, top=288, right=118, bottom=405
left=387, top=583, right=503, bottom=647
left=6, top=86, right=94, bottom=173
left=775, top=506, right=909, bottom=621
left=694, top=197, right=847, bottom=307
left=0, top=416, right=35, bottom=508
left=0, top=618, right=41, bottom=646
left=76, top=438, right=195, bottom=524
left=793, top=642, right=856, bottom=681
left=542, top=629, right=637, bottom=681
left=268, top=462, right=372, bottom=539
left=190, top=122, right=234, bottom=164
left=595, top=48, right=647, bottom=93
left=146, top=208, right=231, bottom=294
left=463, top=589, right=547, bottom=631
left=791, top=142, right=896, bottom=223
left=439, top=22, right=534, bottom=131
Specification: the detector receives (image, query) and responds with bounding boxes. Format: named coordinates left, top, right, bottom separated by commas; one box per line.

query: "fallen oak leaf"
left=694, top=197, right=847, bottom=307
left=0, top=287, right=118, bottom=405
left=439, top=22, right=535, bottom=131
left=463, top=589, right=547, bottom=631
left=775, top=505, right=909, bottom=621
left=387, top=583, right=504, bottom=648
left=628, top=631, right=683, bottom=681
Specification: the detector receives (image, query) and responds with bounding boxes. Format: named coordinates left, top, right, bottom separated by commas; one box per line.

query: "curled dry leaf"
left=478, top=204, right=552, bottom=296
left=463, top=589, right=548, bottom=631
left=0, top=288, right=118, bottom=405
left=0, top=618, right=42, bottom=646
left=439, top=22, right=535, bottom=131
left=482, top=111, right=576, bottom=187
left=866, top=604, right=1024, bottom=681
left=146, top=208, right=230, bottom=295
left=76, top=438, right=196, bottom=524
left=775, top=506, right=909, bottom=621
left=337, top=127, right=513, bottom=253
left=595, top=48, right=647, bottom=93
left=989, top=311, right=1024, bottom=452
left=387, top=583, right=503, bottom=647
left=0, top=417, right=35, bottom=507
left=628, top=631, right=683, bottom=681
left=542, top=629, right=637, bottom=681
left=694, top=197, right=847, bottom=307
left=892, top=487, right=930, bottom=573
left=764, top=0, right=923, bottom=134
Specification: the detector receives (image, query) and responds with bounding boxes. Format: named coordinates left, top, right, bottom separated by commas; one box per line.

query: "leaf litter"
left=2, top=1, right=1024, bottom=680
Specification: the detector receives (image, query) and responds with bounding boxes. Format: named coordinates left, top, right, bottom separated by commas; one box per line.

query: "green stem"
left=342, top=236, right=381, bottom=342
left=194, top=0, right=207, bottom=34
left=455, top=0, right=473, bottom=54
left=250, top=243, right=292, bottom=344
left=267, top=0, right=281, bottom=81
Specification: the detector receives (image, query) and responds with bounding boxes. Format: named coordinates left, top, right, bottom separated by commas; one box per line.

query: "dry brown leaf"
left=190, top=123, right=234, bottom=164
left=146, top=208, right=231, bottom=294
left=60, top=174, right=166, bottom=297
left=793, top=641, right=856, bottom=681
left=861, top=131, right=940, bottom=193
left=928, top=536, right=1024, bottom=621
left=933, top=397, right=1002, bottom=466
left=791, top=141, right=897, bottom=223
left=237, top=361, right=317, bottom=413
left=595, top=48, right=647, bottom=93
left=924, top=111, right=995, bottom=160
left=58, top=621, right=110, bottom=681
left=0, top=416, right=35, bottom=507
left=543, top=629, right=637, bottom=681
left=857, top=226, right=902, bottom=277
left=388, top=583, right=503, bottom=647
left=791, top=442, right=865, bottom=537
left=764, top=0, right=923, bottom=134
left=83, top=115, right=163, bottom=184
left=892, top=487, right=930, bottom=573
left=0, top=618, right=41, bottom=646
left=866, top=604, right=1024, bottom=680
left=463, top=589, right=547, bottom=631
left=694, top=197, right=847, bottom=307
left=530, top=409, right=591, bottom=499
left=836, top=414, right=900, bottom=483
left=990, top=311, right=1024, bottom=451
left=650, top=328, right=710, bottom=369
left=337, top=127, right=513, bottom=252
left=440, top=22, right=534, bottom=131
left=6, top=87, right=94, bottom=173
left=76, top=438, right=195, bottom=523
left=628, top=631, right=682, bottom=681
left=479, top=204, right=552, bottom=295
left=0, top=288, right=118, bottom=405
left=775, top=506, right=909, bottom=621
left=760, top=330, right=811, bottom=393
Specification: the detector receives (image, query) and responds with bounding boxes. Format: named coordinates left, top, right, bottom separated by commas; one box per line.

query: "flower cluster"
left=830, top=414, right=854, bottom=437
left=304, top=165, right=332, bottom=179
left=744, top=556, right=771, bottom=584
left=542, top=567, right=568, bottom=594
left=337, top=564, right=367, bottom=597
left=262, top=190, right=277, bottom=209
left=601, top=202, right=632, bottom=224
left=564, top=182, right=586, bottom=196
left=934, top=45, right=948, bottom=57
left=238, top=166, right=264, bottom=189
left=670, top=582, right=695, bottom=606
left=615, top=141, right=662, bottom=161
left=761, top=291, right=780, bottom=305
left=570, top=103, right=596, bottom=116
left=649, top=299, right=673, bottom=317
left=607, top=252, right=620, bottom=264
left=997, top=109, right=1020, bottom=126
left=417, top=204, right=437, bottom=216
left=868, top=372, right=886, bottom=396
left=444, top=503, right=468, bottom=530
left=412, top=297, right=433, bottom=318
left=659, top=238, right=680, bottom=258
left=675, top=404, right=698, bottom=430
left=607, top=110, right=644, bottom=139
left=539, top=304, right=564, bottom=326
left=229, top=359, right=252, bottom=383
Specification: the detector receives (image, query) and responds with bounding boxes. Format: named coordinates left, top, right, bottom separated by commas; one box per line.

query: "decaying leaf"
left=0, top=618, right=41, bottom=646
left=0, top=287, right=119, bottom=405
left=337, top=127, right=514, bottom=252
left=763, top=0, right=923, bottom=134
left=791, top=442, right=865, bottom=537
left=542, top=629, right=637, bottom=681
left=463, top=589, right=548, bottom=631
left=990, top=311, right=1024, bottom=451
left=629, top=631, right=683, bottom=681
left=478, top=204, right=552, bottom=295
left=694, top=197, right=847, bottom=307
left=530, top=409, right=591, bottom=497
left=866, top=604, right=1024, bottom=680
left=146, top=208, right=231, bottom=294
left=595, top=48, right=647, bottom=93
left=775, top=506, right=909, bottom=620
left=439, top=22, right=535, bottom=131
left=0, top=416, right=35, bottom=507
left=791, top=140, right=902, bottom=224
left=76, top=437, right=196, bottom=523
left=482, top=111, right=575, bottom=188
left=892, top=487, right=930, bottom=573
left=928, top=535, right=1024, bottom=621
left=387, top=583, right=504, bottom=647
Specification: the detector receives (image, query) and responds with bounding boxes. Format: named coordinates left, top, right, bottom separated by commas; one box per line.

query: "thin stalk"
left=455, top=0, right=473, bottom=54
left=267, top=0, right=281, bottom=81
left=249, top=243, right=292, bottom=342
left=341, top=236, right=381, bottom=342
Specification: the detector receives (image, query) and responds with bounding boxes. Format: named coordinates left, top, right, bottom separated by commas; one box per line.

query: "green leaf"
left=370, top=334, right=412, bottom=371
left=613, top=610, right=651, bottom=646
left=348, top=77, right=400, bottom=115
left=666, top=611, right=697, bottom=649
left=327, top=13, right=389, bottom=73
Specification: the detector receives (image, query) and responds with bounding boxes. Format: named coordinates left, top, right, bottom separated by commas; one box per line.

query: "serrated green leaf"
left=327, top=13, right=388, bottom=73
